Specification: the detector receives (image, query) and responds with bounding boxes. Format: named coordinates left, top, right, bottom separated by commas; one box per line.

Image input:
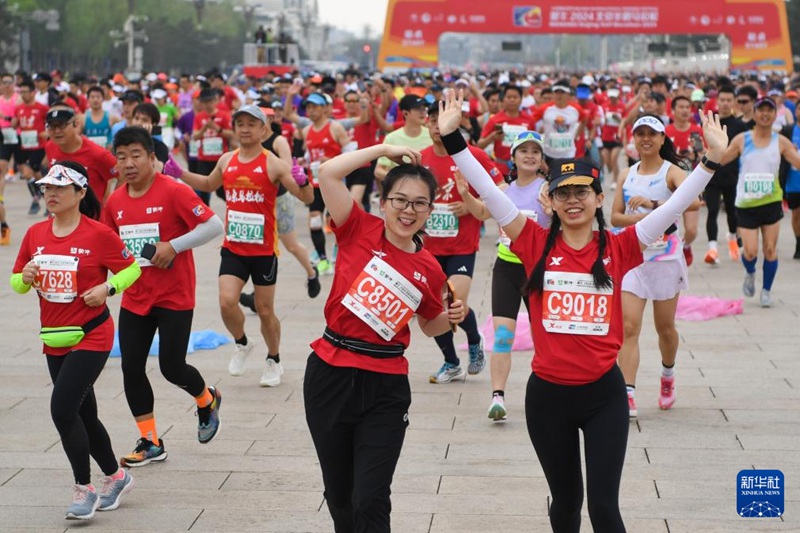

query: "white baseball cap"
left=632, top=115, right=666, bottom=134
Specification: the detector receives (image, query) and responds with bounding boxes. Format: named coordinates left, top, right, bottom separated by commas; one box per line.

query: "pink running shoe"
left=658, top=375, right=676, bottom=410
left=628, top=394, right=638, bottom=418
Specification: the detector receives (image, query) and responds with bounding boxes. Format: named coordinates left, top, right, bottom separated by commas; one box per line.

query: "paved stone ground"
left=0, top=177, right=798, bottom=532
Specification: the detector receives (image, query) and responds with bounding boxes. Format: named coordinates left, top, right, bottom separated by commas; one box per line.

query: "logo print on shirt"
left=549, top=256, right=563, bottom=266
left=413, top=271, right=428, bottom=285
left=34, top=246, right=45, bottom=256
left=372, top=249, right=387, bottom=259
left=457, top=265, right=468, bottom=273
left=117, top=210, right=123, bottom=220
left=603, top=256, right=612, bottom=266
left=253, top=166, right=263, bottom=174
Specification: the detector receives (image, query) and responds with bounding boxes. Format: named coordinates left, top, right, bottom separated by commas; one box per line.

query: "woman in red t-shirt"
left=305, top=144, right=465, bottom=532
left=10, top=162, right=141, bottom=520
left=439, top=91, right=729, bottom=533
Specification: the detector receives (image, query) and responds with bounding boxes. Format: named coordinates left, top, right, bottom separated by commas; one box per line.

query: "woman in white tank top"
left=610, top=114, right=701, bottom=418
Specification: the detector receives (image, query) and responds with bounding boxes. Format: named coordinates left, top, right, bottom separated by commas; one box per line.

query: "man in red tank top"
left=302, top=92, right=349, bottom=274
left=172, top=105, right=313, bottom=387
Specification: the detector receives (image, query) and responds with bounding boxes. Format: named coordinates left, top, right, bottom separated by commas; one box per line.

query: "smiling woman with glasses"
left=303, top=143, right=466, bottom=532
left=439, top=90, right=730, bottom=533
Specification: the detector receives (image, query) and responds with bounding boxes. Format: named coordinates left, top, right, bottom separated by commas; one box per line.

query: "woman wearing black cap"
left=437, top=90, right=729, bottom=533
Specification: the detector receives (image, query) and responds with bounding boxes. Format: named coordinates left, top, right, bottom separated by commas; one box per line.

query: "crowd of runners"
left=3, top=65, right=800, bottom=531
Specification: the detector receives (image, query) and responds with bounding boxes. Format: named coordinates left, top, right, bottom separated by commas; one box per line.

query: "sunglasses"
left=514, top=131, right=543, bottom=143
left=736, top=99, right=752, bottom=104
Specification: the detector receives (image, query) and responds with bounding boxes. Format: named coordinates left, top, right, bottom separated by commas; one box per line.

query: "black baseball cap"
left=754, top=96, right=777, bottom=110
left=45, top=108, right=75, bottom=124
left=547, top=159, right=601, bottom=194
left=120, top=90, right=144, bottom=103
left=198, top=88, right=217, bottom=101
left=399, top=94, right=427, bottom=112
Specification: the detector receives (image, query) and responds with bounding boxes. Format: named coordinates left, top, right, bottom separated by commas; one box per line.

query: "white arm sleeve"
left=635, top=165, right=713, bottom=246
left=169, top=216, right=224, bottom=254
left=450, top=148, right=519, bottom=226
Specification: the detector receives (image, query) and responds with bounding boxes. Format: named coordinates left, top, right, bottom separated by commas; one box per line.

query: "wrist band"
left=441, top=129, right=468, bottom=155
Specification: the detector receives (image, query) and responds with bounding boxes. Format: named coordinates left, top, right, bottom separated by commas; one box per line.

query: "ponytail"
left=591, top=209, right=613, bottom=291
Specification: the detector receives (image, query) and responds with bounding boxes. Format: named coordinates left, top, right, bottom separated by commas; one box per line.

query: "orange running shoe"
left=704, top=248, right=719, bottom=265
left=0, top=225, right=10, bottom=245
left=727, top=238, right=740, bottom=261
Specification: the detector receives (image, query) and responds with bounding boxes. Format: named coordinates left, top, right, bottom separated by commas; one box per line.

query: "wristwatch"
left=105, top=282, right=116, bottom=296
left=701, top=155, right=721, bottom=171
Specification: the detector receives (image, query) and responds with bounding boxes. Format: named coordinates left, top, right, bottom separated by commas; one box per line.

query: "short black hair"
left=671, top=95, right=691, bottom=110
left=19, top=80, right=34, bottom=91
left=718, top=85, right=737, bottom=97
left=86, top=85, right=105, bottom=98
left=502, top=85, right=523, bottom=98
left=113, top=126, right=155, bottom=154
left=132, top=102, right=160, bottom=125
left=735, top=85, right=758, bottom=101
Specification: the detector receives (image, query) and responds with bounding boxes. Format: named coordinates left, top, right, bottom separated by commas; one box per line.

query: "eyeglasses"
left=515, top=131, right=543, bottom=143
left=39, top=184, right=74, bottom=194
left=344, top=99, right=360, bottom=103
left=46, top=122, right=74, bottom=131
left=736, top=99, right=752, bottom=105
left=552, top=186, right=592, bottom=202
left=386, top=197, right=432, bottom=212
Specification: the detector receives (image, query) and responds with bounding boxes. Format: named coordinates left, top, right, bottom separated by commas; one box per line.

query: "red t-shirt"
left=665, top=123, right=704, bottom=153
left=331, top=97, right=346, bottom=120
left=45, top=136, right=119, bottom=200
left=15, top=102, right=49, bottom=151
left=510, top=220, right=643, bottom=385
left=193, top=110, right=232, bottom=161
left=306, top=122, right=342, bottom=187
left=216, top=86, right=239, bottom=113
left=309, top=204, right=446, bottom=374
left=221, top=149, right=279, bottom=257
left=13, top=216, right=135, bottom=356
left=480, top=111, right=531, bottom=171
left=421, top=145, right=502, bottom=256
left=280, top=120, right=296, bottom=146
left=601, top=101, right=627, bottom=143
left=102, top=174, right=216, bottom=315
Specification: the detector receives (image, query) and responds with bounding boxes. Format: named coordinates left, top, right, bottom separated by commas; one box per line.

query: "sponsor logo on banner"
left=513, top=6, right=542, bottom=28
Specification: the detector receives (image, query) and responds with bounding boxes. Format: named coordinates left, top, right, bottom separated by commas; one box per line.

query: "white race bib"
left=341, top=256, right=422, bottom=341
left=547, top=131, right=573, bottom=151
left=742, top=173, right=774, bottom=200
left=188, top=139, right=200, bottom=158
left=33, top=254, right=79, bottom=303
left=501, top=124, right=527, bottom=147
left=20, top=130, right=38, bottom=149
left=499, top=209, right=537, bottom=246
left=425, top=203, right=459, bottom=237
left=226, top=209, right=265, bottom=244
left=542, top=271, right=613, bottom=336
left=1, top=127, right=18, bottom=144
left=202, top=136, right=223, bottom=156
left=309, top=161, right=321, bottom=186
left=119, top=223, right=160, bottom=267
left=88, top=135, right=107, bottom=147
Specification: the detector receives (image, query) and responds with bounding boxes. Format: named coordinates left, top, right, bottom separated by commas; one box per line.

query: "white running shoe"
left=229, top=342, right=256, bottom=376
left=260, top=359, right=284, bottom=387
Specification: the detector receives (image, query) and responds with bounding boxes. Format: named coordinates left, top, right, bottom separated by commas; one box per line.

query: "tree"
left=0, top=0, right=20, bottom=69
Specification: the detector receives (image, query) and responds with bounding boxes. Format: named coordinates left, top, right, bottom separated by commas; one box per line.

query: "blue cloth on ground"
left=110, top=330, right=231, bottom=357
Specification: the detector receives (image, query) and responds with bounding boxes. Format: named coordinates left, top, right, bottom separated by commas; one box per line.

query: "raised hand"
left=437, top=88, right=464, bottom=137
left=699, top=111, right=727, bottom=161
left=383, top=145, right=422, bottom=167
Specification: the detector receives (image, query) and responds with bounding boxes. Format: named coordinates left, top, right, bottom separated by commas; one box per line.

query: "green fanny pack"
left=39, top=307, right=110, bottom=348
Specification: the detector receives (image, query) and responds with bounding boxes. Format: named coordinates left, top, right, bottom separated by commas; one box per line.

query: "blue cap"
left=576, top=85, right=592, bottom=99
left=304, top=93, right=327, bottom=106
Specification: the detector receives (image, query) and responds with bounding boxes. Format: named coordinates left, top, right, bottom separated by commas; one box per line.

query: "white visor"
left=36, top=164, right=88, bottom=189
left=632, top=115, right=666, bottom=134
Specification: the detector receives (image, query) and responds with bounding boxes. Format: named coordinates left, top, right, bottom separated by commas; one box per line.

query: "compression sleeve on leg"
left=636, top=165, right=713, bottom=246
left=441, top=130, right=519, bottom=226
left=107, top=262, right=142, bottom=293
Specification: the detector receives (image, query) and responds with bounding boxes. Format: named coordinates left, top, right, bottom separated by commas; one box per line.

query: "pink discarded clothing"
left=458, top=313, right=534, bottom=352
left=675, top=295, right=743, bottom=321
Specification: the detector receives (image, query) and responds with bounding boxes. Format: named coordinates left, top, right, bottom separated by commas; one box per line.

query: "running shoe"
left=760, top=290, right=773, bottom=308
left=658, top=375, right=676, bottom=410
left=229, top=341, right=256, bottom=376
left=628, top=394, right=638, bottom=418
left=487, top=395, right=508, bottom=421
left=728, top=238, right=740, bottom=261
left=309, top=249, right=320, bottom=265
left=317, top=258, right=333, bottom=275
left=794, top=244, right=800, bottom=260
left=307, top=266, right=321, bottom=298
left=98, top=469, right=134, bottom=511
left=239, top=291, right=256, bottom=313
left=683, top=245, right=693, bottom=267
left=197, top=387, right=222, bottom=444
left=743, top=272, right=756, bottom=297
left=703, top=248, right=719, bottom=265
left=120, top=437, right=167, bottom=467
left=260, top=359, right=284, bottom=387
left=0, top=225, right=10, bottom=245
left=28, top=199, right=40, bottom=215
left=66, top=484, right=100, bottom=520
left=467, top=333, right=486, bottom=375
left=429, top=362, right=466, bottom=384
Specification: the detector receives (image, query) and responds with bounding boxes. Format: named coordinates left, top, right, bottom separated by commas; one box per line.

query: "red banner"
left=378, top=0, right=792, bottom=72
